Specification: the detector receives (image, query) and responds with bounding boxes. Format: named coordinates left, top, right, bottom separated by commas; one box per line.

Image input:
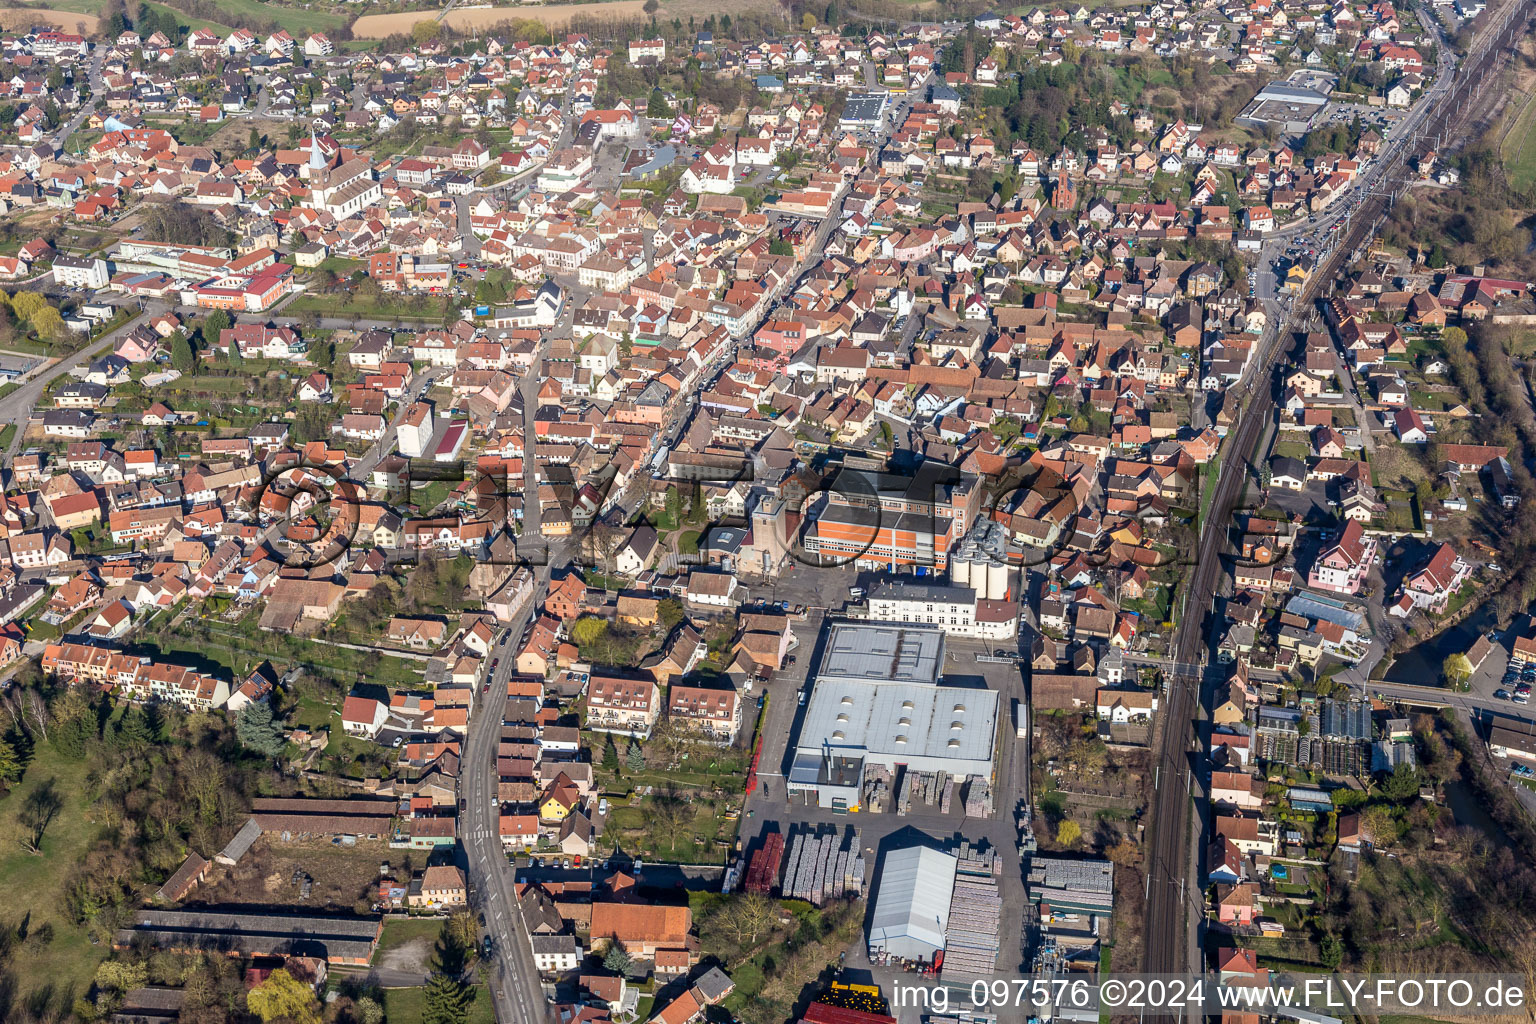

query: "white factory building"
left=786, top=624, right=999, bottom=810
left=865, top=580, right=1018, bottom=640
left=860, top=520, right=1020, bottom=639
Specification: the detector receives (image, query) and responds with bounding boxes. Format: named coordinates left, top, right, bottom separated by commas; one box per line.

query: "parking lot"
left=1319, top=101, right=1405, bottom=130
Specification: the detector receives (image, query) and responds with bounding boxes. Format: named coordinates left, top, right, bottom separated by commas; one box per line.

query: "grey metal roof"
left=819, top=623, right=946, bottom=684
left=216, top=818, right=261, bottom=864
left=869, top=580, right=977, bottom=604
left=869, top=844, right=956, bottom=956
left=118, top=908, right=380, bottom=962
left=1027, top=856, right=1114, bottom=915
left=1253, top=82, right=1329, bottom=105
left=799, top=675, right=997, bottom=767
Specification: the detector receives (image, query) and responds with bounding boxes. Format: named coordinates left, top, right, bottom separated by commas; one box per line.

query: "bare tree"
left=18, top=777, right=61, bottom=854
left=737, top=892, right=777, bottom=944
left=22, top=689, right=48, bottom=742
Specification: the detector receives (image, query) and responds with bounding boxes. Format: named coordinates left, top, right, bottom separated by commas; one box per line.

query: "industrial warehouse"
left=866, top=839, right=1004, bottom=980
left=786, top=623, right=1000, bottom=810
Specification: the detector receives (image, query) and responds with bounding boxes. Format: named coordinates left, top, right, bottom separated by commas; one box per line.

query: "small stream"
left=1443, top=778, right=1513, bottom=845
left=1382, top=604, right=1500, bottom=685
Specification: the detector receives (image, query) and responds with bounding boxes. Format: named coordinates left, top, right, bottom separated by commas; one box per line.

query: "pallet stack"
left=942, top=844, right=1004, bottom=985
left=782, top=827, right=866, bottom=906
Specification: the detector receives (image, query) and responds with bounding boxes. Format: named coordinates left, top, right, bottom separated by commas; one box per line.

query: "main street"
left=1139, top=0, right=1536, bottom=995
left=461, top=342, right=561, bottom=1024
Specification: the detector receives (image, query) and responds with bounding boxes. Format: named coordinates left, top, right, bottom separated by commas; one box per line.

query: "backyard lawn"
left=376, top=917, right=447, bottom=954
left=287, top=290, right=456, bottom=322
left=383, top=983, right=496, bottom=1024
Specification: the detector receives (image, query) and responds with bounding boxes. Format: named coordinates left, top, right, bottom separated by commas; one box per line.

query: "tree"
left=1381, top=762, right=1421, bottom=801
left=9, top=290, right=45, bottom=324
left=648, top=793, right=695, bottom=852
left=51, top=689, right=95, bottom=758
left=802, top=11, right=817, bottom=29
left=603, top=944, right=633, bottom=975
left=204, top=308, right=231, bottom=344
left=31, top=306, right=65, bottom=343
left=657, top=598, right=684, bottom=630
left=1056, top=820, right=1082, bottom=847
left=19, top=776, right=62, bottom=853
left=352, top=997, right=384, bottom=1024
left=422, top=973, right=471, bottom=1024
left=1319, top=932, right=1344, bottom=969
left=626, top=738, right=644, bottom=772
left=571, top=616, right=608, bottom=648
left=411, top=20, right=442, bottom=44
left=1442, top=652, right=1473, bottom=690
left=736, top=891, right=776, bottom=942
left=602, top=734, right=619, bottom=772
left=246, top=968, right=321, bottom=1024
left=113, top=707, right=153, bottom=753
left=643, top=0, right=660, bottom=12
left=0, top=737, right=18, bottom=784
left=169, top=330, right=195, bottom=373
left=237, top=700, right=287, bottom=758
left=94, top=959, right=149, bottom=992
left=647, top=89, right=671, bottom=119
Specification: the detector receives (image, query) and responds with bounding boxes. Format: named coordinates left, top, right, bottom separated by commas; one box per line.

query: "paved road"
left=461, top=342, right=560, bottom=1024
left=55, top=45, right=106, bottom=151
left=351, top=369, right=432, bottom=483
left=2, top=312, right=150, bottom=461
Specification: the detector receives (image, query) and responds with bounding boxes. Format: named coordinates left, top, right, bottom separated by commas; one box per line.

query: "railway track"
left=1137, top=0, right=1536, bottom=999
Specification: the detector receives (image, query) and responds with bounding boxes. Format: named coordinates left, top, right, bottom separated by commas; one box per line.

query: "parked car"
left=1496, top=689, right=1513, bottom=700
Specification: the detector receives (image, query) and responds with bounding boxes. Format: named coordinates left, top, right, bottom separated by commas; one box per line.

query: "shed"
left=216, top=818, right=261, bottom=866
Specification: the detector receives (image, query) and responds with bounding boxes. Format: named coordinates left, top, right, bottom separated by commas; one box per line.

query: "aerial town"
left=0, top=0, right=1533, bottom=1021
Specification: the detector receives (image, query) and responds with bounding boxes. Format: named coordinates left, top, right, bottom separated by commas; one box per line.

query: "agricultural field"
left=22, top=0, right=351, bottom=36
left=350, top=0, right=760, bottom=37
left=0, top=7, right=98, bottom=31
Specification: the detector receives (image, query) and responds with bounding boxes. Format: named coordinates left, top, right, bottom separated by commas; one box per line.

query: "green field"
left=0, top=743, right=110, bottom=1013
left=58, top=0, right=355, bottom=35
left=1500, top=89, right=1536, bottom=194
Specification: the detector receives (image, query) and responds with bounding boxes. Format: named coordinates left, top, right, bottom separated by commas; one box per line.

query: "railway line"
left=1138, top=0, right=1536, bottom=996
